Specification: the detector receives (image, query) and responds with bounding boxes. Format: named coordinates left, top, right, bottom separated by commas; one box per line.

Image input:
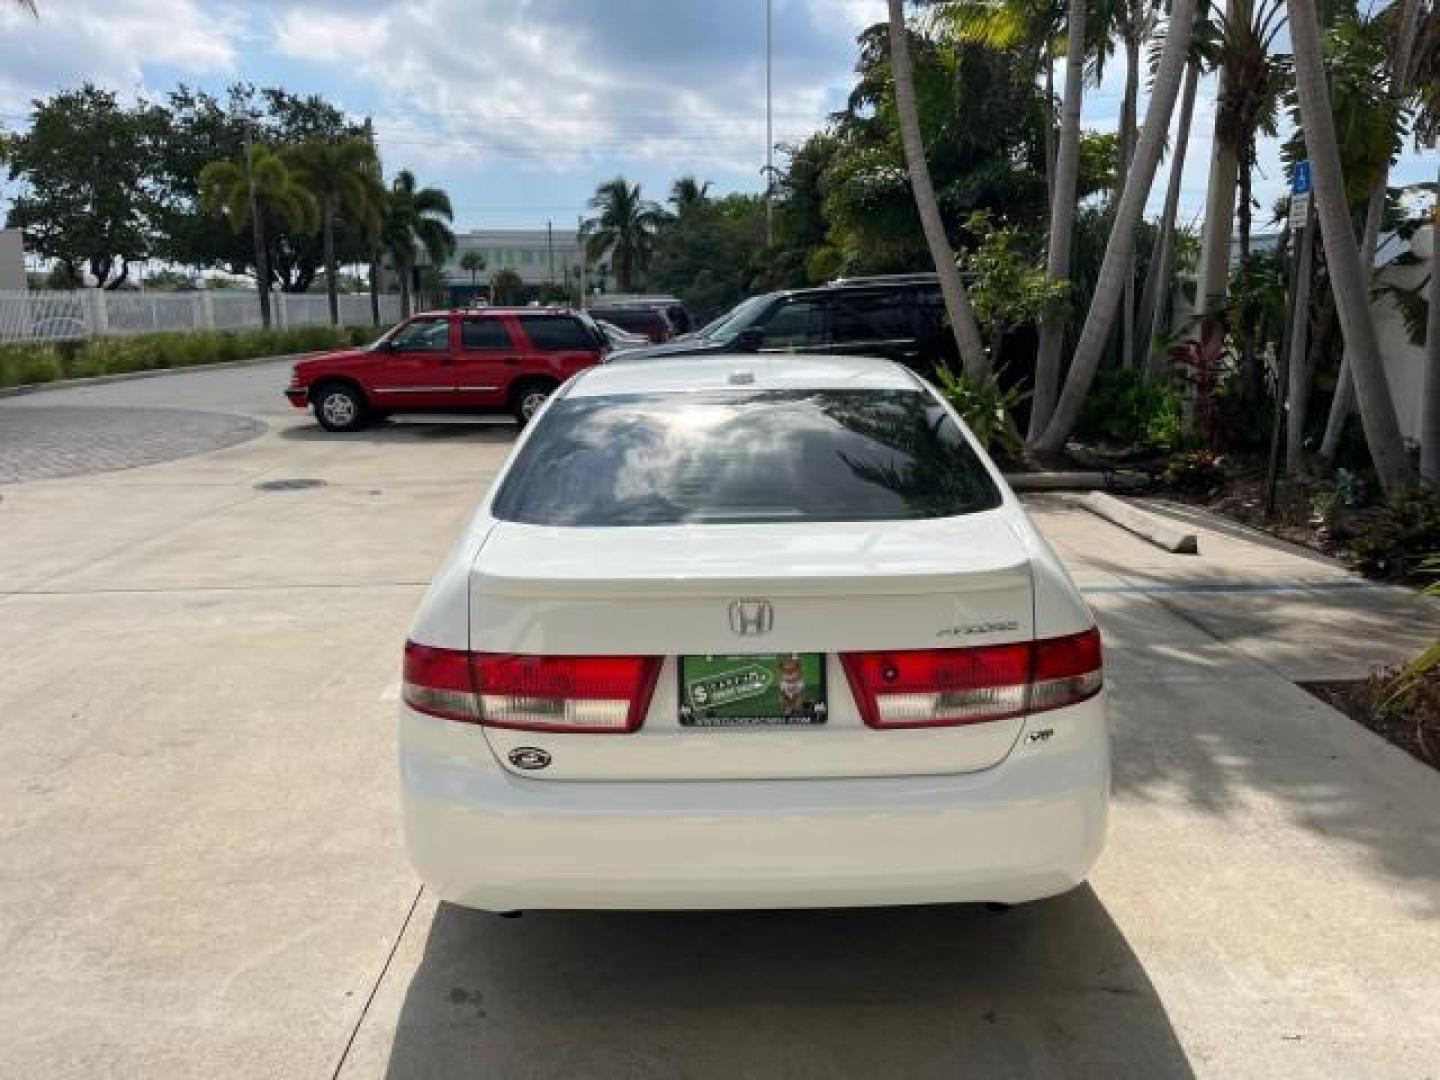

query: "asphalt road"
left=2, top=362, right=1438, bottom=1079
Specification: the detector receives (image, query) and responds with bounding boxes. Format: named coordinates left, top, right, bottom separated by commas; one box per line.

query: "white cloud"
left=0, top=0, right=237, bottom=116
left=270, top=0, right=857, bottom=178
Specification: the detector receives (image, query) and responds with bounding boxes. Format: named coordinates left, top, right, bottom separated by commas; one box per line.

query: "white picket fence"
left=0, top=289, right=402, bottom=342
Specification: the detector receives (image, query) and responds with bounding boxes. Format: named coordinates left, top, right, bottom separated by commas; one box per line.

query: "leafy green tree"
left=383, top=170, right=455, bottom=318
left=198, top=145, right=316, bottom=328
left=583, top=177, right=663, bottom=292
left=961, top=212, right=1068, bottom=367
left=285, top=137, right=383, bottom=324
left=490, top=268, right=523, bottom=304
left=459, top=251, right=487, bottom=288
left=3, top=84, right=166, bottom=288
left=650, top=192, right=766, bottom=321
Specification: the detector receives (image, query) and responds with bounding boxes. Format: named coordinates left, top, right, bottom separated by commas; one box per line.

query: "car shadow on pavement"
left=278, top=418, right=520, bottom=445
left=380, top=886, right=1193, bottom=1079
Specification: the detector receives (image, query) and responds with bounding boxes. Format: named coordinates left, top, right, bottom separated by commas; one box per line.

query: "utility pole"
left=764, top=0, right=774, bottom=247
left=577, top=216, right=587, bottom=309
left=242, top=115, right=272, bottom=330
left=547, top=220, right=555, bottom=293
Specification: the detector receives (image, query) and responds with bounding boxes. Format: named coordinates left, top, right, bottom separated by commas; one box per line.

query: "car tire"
left=313, top=382, right=369, bottom=432
left=510, top=380, right=556, bottom=427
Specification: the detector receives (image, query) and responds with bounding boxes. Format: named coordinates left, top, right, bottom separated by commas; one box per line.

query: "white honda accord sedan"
left=399, top=355, right=1108, bottom=911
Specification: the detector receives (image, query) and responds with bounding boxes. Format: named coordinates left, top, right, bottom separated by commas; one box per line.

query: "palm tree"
left=198, top=144, right=316, bottom=329
left=1320, top=0, right=1425, bottom=459
left=1423, top=171, right=1440, bottom=486
left=1136, top=56, right=1202, bottom=376
left=583, top=177, right=663, bottom=292
left=1036, top=0, right=1199, bottom=453
left=1286, top=0, right=1412, bottom=496
left=886, top=0, right=988, bottom=379
left=1031, top=0, right=1088, bottom=437
left=669, top=176, right=711, bottom=215
left=459, top=251, right=487, bottom=290
left=382, top=170, right=455, bottom=318
left=285, top=137, right=383, bottom=325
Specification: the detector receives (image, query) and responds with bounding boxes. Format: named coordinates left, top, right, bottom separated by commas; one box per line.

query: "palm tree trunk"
left=1287, top=0, right=1412, bottom=496
left=886, top=0, right=988, bottom=379
left=1196, top=65, right=1238, bottom=342
left=1237, top=159, right=1260, bottom=405
left=369, top=250, right=381, bottom=325
left=399, top=256, right=413, bottom=318
left=1119, top=30, right=1141, bottom=370
left=1037, top=0, right=1198, bottom=453
left=252, top=210, right=272, bottom=331
left=1138, top=59, right=1200, bottom=377
left=1043, top=37, right=1056, bottom=208
left=323, top=197, right=339, bottom=326
left=1422, top=172, right=1440, bottom=487
left=1284, top=207, right=1317, bottom=475
left=1319, top=0, right=1424, bottom=461
left=1029, top=0, right=1088, bottom=439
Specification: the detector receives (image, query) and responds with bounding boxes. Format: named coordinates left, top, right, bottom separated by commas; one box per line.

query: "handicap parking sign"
left=1293, top=161, right=1312, bottom=195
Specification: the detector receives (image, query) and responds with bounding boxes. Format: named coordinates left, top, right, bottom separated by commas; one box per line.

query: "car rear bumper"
left=284, top=387, right=308, bottom=408
left=399, top=698, right=1109, bottom=911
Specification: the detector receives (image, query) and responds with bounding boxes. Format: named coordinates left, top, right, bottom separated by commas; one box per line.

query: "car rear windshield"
left=491, top=389, right=1002, bottom=526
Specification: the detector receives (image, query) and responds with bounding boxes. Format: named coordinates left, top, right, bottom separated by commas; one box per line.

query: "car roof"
left=413, top=307, right=581, bottom=318
left=566, top=354, right=922, bottom=397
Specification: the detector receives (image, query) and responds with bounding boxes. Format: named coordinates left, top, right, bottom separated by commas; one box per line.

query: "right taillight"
left=1028, top=628, right=1104, bottom=715
left=402, top=642, right=661, bottom=734
left=841, top=627, right=1102, bottom=729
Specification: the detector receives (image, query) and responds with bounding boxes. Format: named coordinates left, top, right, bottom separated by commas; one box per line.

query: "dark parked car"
left=606, top=275, right=959, bottom=375
left=589, top=305, right=675, bottom=343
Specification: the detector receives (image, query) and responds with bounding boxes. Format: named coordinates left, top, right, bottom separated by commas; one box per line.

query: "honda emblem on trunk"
left=728, top=599, right=774, bottom=636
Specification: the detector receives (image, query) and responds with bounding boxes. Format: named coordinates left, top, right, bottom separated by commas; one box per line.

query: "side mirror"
left=732, top=327, right=763, bottom=353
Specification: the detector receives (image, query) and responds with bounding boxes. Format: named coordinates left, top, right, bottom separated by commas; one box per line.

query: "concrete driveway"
left=2, top=362, right=1438, bottom=1079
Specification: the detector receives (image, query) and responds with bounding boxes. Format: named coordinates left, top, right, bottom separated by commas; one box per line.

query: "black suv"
left=606, top=274, right=957, bottom=374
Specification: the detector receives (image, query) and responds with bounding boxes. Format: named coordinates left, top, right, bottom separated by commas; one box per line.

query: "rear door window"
left=492, top=389, right=1001, bottom=526
left=461, top=317, right=515, bottom=350
left=518, top=315, right=593, bottom=351
left=829, top=290, right=914, bottom=345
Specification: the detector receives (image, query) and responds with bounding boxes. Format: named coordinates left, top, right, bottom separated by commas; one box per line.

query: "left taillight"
left=402, top=642, right=662, bottom=734
left=840, top=627, right=1103, bottom=730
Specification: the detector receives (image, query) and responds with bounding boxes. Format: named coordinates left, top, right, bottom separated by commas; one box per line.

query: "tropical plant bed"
left=1171, top=460, right=1440, bottom=585
left=1300, top=674, right=1440, bottom=773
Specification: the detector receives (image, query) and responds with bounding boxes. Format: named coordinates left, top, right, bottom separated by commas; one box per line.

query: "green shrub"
left=1077, top=368, right=1187, bottom=449
left=933, top=365, right=1029, bottom=459
left=0, top=322, right=388, bottom=388
left=0, top=343, right=65, bottom=386
left=1163, top=449, right=1227, bottom=498
left=1327, top=494, right=1440, bottom=580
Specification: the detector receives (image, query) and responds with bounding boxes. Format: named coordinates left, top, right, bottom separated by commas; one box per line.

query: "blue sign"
left=1293, top=161, right=1312, bottom=195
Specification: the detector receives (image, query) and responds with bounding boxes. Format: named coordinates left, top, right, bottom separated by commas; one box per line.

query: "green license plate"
left=678, top=653, right=827, bottom=727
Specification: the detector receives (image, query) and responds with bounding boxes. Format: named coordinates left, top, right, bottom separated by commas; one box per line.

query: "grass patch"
left=0, top=324, right=384, bottom=390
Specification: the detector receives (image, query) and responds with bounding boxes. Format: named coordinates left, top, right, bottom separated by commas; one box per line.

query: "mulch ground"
left=1300, top=679, right=1440, bottom=774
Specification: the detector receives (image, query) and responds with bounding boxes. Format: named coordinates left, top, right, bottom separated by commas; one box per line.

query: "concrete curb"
left=1007, top=471, right=1109, bottom=491
left=1078, top=491, right=1200, bottom=554
left=0, top=352, right=315, bottom=400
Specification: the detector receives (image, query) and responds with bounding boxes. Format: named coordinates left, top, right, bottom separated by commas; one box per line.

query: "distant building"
left=437, top=228, right=612, bottom=302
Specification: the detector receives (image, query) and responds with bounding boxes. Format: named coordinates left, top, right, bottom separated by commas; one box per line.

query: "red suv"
left=285, top=308, right=607, bottom=431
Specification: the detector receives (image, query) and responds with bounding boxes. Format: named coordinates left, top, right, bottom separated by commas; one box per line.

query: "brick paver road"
left=0, top=404, right=266, bottom=483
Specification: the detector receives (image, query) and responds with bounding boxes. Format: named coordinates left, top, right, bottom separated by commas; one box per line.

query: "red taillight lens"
left=403, top=642, right=480, bottom=723
left=840, top=643, right=1032, bottom=728
left=841, top=628, right=1102, bottom=729
left=402, top=642, right=662, bottom=734
left=1029, top=628, right=1104, bottom=715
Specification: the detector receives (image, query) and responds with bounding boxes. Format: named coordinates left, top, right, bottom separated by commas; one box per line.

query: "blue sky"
left=0, top=0, right=1433, bottom=236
